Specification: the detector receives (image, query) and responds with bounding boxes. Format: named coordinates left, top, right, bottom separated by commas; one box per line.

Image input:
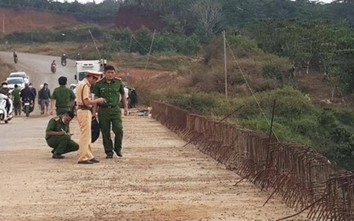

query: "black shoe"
left=115, top=151, right=123, bottom=157
left=52, top=154, right=64, bottom=159
left=78, top=160, right=94, bottom=164
left=106, top=154, right=113, bottom=159
left=89, top=158, right=100, bottom=163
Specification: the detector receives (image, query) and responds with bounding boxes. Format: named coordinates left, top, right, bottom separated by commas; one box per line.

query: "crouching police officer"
left=45, top=111, right=79, bottom=159
left=93, top=65, right=128, bottom=159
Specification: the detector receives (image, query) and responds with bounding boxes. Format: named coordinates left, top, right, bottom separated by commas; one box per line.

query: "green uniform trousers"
left=56, top=107, right=71, bottom=116
left=98, top=107, right=123, bottom=155
left=46, top=135, right=79, bottom=155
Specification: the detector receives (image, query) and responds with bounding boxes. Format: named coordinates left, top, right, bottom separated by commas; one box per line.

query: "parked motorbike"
left=22, top=98, right=34, bottom=117
left=0, top=94, right=13, bottom=123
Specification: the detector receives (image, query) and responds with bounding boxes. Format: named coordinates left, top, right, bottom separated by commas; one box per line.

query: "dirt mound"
left=0, top=8, right=78, bottom=34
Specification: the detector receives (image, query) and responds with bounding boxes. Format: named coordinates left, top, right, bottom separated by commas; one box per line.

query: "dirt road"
left=0, top=51, right=309, bottom=220
left=0, top=112, right=309, bottom=221
left=0, top=51, right=77, bottom=93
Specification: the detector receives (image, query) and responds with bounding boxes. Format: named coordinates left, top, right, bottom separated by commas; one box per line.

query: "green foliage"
left=163, top=92, right=219, bottom=115
left=226, top=34, right=260, bottom=57
left=203, top=34, right=260, bottom=63
left=237, top=87, right=315, bottom=119
left=159, top=83, right=354, bottom=170
left=262, top=62, right=283, bottom=81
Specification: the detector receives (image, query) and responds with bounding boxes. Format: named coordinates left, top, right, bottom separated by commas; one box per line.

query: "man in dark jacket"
left=38, top=83, right=51, bottom=115
left=21, top=83, right=35, bottom=101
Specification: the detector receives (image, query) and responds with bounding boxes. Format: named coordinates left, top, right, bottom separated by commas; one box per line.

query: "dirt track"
left=0, top=112, right=309, bottom=221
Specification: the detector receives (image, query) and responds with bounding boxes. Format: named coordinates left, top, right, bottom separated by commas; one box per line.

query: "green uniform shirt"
left=93, top=78, right=125, bottom=107
left=51, top=86, right=75, bottom=108
left=46, top=116, right=69, bottom=140
left=11, top=88, right=21, bottom=102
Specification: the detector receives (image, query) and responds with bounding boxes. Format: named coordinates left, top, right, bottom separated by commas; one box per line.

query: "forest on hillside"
left=3, top=0, right=353, bottom=94
left=0, top=0, right=353, bottom=27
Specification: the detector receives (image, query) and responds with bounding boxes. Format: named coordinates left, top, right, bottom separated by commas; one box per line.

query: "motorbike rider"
left=51, top=60, right=57, bottom=73
left=76, top=53, right=81, bottom=61
left=0, top=81, right=12, bottom=114
left=13, top=49, right=18, bottom=63
left=29, top=83, right=37, bottom=109
left=61, top=53, right=67, bottom=65
left=20, top=83, right=36, bottom=110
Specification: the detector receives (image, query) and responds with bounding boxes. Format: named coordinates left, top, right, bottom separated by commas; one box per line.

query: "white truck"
left=70, top=59, right=104, bottom=91
left=75, top=60, right=103, bottom=82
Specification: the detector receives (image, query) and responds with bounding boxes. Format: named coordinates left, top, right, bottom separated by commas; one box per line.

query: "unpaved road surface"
left=0, top=51, right=77, bottom=94
left=0, top=51, right=309, bottom=220
left=0, top=114, right=309, bottom=221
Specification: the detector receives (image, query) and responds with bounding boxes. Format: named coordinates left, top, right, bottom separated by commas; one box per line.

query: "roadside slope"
left=0, top=114, right=309, bottom=221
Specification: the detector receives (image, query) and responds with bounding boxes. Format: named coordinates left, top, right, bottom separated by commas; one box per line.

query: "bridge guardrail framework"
left=151, top=101, right=354, bottom=221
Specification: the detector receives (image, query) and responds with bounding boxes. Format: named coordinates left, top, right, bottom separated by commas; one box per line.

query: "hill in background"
left=0, top=6, right=164, bottom=34
left=0, top=8, right=78, bottom=34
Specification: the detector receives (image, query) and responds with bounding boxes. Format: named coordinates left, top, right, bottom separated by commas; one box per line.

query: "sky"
left=57, top=0, right=334, bottom=4
left=56, top=0, right=104, bottom=3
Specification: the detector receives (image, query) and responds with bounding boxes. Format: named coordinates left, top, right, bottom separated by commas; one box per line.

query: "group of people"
left=46, top=64, right=129, bottom=164
left=0, top=82, right=41, bottom=116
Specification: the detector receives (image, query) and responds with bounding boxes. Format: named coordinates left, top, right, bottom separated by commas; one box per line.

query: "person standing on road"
left=11, top=84, right=21, bottom=116
left=93, top=65, right=128, bottom=159
left=128, top=88, right=138, bottom=108
left=45, top=111, right=79, bottom=159
left=38, top=83, right=51, bottom=115
left=76, top=71, right=106, bottom=164
left=50, top=76, right=76, bottom=116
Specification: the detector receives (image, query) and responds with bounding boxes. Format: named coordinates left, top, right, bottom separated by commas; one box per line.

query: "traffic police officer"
left=45, top=111, right=79, bottom=159
left=93, top=65, right=128, bottom=159
left=76, top=71, right=105, bottom=164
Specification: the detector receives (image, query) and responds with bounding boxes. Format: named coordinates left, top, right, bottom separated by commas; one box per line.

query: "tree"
left=191, top=0, right=222, bottom=38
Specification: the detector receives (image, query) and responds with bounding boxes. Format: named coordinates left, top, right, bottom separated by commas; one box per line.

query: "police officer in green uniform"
left=50, top=76, right=76, bottom=116
left=93, top=65, right=128, bottom=159
left=45, top=111, right=79, bottom=159
left=11, top=84, right=22, bottom=115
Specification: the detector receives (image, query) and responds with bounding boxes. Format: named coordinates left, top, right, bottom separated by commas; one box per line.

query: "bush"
left=262, top=62, right=283, bottom=81
left=163, top=92, right=219, bottom=115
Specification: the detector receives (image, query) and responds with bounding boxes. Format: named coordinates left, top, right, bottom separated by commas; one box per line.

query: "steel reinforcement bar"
left=151, top=101, right=354, bottom=221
